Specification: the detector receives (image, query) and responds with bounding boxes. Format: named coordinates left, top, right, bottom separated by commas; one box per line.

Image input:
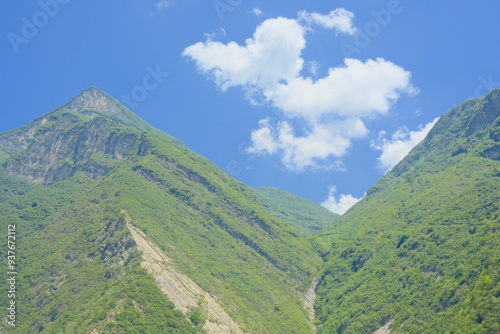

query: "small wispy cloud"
left=321, top=186, right=363, bottom=215
left=298, top=8, right=357, bottom=35
left=372, top=117, right=440, bottom=173
left=306, top=60, right=320, bottom=76
left=156, top=0, right=170, bottom=10
left=253, top=8, right=263, bottom=17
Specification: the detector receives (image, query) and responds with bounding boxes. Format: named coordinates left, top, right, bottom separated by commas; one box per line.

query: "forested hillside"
left=0, top=88, right=321, bottom=333
left=1, top=87, right=499, bottom=333
left=314, top=89, right=500, bottom=333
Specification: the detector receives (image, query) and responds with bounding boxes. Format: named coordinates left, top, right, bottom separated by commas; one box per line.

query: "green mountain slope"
left=3, top=86, right=499, bottom=334
left=314, top=89, right=500, bottom=333
left=252, top=186, right=339, bottom=234
left=0, top=87, right=321, bottom=333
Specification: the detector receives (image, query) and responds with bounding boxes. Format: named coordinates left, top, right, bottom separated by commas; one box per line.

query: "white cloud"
left=183, top=10, right=417, bottom=171
left=156, top=0, right=170, bottom=9
left=298, top=9, right=357, bottom=35
left=253, top=8, right=263, bottom=17
left=183, top=17, right=305, bottom=93
left=266, top=58, right=416, bottom=120
left=247, top=118, right=279, bottom=155
left=321, top=186, right=363, bottom=215
left=248, top=118, right=365, bottom=171
left=372, top=117, right=439, bottom=173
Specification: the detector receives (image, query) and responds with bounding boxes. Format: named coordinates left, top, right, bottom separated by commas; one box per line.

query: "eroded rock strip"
left=300, top=276, right=319, bottom=331
left=372, top=320, right=393, bottom=334
left=127, top=223, right=244, bottom=334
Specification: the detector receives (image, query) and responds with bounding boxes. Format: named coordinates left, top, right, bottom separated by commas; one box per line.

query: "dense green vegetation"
left=0, top=87, right=320, bottom=333
left=252, top=186, right=339, bottom=235
left=314, top=89, right=500, bottom=333
left=105, top=132, right=320, bottom=333
left=1, top=87, right=499, bottom=333
left=0, top=170, right=199, bottom=333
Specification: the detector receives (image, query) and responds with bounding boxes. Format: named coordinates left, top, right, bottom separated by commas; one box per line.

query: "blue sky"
left=1, top=1, right=499, bottom=214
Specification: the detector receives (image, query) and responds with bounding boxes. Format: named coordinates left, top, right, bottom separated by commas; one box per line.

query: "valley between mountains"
left=0, top=87, right=498, bottom=333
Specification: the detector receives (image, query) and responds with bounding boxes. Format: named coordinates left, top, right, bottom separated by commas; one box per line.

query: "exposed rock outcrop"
left=127, top=222, right=245, bottom=334
left=3, top=112, right=139, bottom=183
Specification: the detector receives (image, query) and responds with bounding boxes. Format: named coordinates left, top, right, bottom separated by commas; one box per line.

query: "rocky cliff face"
left=0, top=87, right=186, bottom=184
left=0, top=88, right=146, bottom=184
left=0, top=87, right=122, bottom=153
left=0, top=116, right=48, bottom=153
left=3, top=110, right=140, bottom=183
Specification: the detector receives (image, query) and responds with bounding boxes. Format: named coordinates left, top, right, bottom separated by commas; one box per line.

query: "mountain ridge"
left=0, top=87, right=324, bottom=333
left=0, top=87, right=498, bottom=333
left=252, top=186, right=339, bottom=235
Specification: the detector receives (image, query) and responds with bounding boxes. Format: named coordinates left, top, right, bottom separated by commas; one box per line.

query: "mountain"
left=0, top=87, right=322, bottom=333
left=2, top=86, right=499, bottom=334
left=252, top=186, right=339, bottom=235
left=314, top=89, right=500, bottom=333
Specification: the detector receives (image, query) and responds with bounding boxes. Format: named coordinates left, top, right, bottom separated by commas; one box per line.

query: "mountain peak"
left=58, top=87, right=182, bottom=145
left=62, top=86, right=128, bottom=120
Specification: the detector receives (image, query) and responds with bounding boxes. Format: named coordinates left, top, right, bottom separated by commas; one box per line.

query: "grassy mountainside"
left=0, top=87, right=321, bottom=333
left=314, top=89, right=500, bottom=333
left=253, top=186, right=339, bottom=234
left=2, top=86, right=499, bottom=333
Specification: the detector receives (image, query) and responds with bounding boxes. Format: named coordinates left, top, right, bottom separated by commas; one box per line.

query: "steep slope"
left=314, top=89, right=500, bottom=333
left=253, top=186, right=339, bottom=234
left=0, top=87, right=321, bottom=333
